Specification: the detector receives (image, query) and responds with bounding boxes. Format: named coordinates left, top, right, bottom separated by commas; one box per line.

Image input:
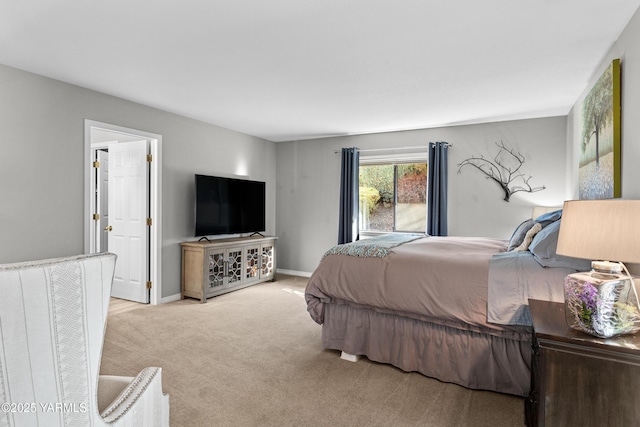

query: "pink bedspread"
left=306, top=236, right=510, bottom=333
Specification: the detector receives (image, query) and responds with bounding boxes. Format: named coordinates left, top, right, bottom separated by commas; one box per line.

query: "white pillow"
left=512, top=222, right=542, bottom=252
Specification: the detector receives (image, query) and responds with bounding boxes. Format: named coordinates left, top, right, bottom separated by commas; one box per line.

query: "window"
left=359, top=161, right=427, bottom=233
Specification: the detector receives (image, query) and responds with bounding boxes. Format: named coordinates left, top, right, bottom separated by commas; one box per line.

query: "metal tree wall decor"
left=457, top=141, right=545, bottom=202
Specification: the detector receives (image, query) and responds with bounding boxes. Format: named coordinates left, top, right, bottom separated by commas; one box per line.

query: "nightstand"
left=526, top=299, right=640, bottom=426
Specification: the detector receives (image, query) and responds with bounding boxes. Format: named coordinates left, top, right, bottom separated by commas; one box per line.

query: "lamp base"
left=564, top=264, right=640, bottom=338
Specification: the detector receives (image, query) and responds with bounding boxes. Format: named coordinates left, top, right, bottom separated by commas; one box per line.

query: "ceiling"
left=1, top=1, right=639, bottom=142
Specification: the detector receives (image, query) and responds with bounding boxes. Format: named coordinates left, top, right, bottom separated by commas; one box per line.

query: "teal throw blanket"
left=323, top=233, right=424, bottom=259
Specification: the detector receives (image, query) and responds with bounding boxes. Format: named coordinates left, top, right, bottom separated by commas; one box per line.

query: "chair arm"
left=100, top=367, right=169, bottom=426
left=98, top=375, right=135, bottom=414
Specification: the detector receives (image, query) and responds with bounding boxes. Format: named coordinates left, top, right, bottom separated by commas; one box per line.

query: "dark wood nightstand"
left=526, top=299, right=640, bottom=426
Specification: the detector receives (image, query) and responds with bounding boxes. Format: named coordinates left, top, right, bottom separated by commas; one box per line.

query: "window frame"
left=359, top=151, right=428, bottom=237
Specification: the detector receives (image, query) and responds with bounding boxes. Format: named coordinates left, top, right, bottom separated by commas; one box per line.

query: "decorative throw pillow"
left=507, top=219, right=536, bottom=251
left=534, top=209, right=562, bottom=228
left=512, top=222, right=542, bottom=252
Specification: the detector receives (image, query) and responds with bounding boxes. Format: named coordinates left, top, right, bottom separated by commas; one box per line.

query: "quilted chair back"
left=0, top=253, right=168, bottom=426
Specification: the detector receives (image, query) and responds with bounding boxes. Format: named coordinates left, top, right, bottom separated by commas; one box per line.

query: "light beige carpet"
left=101, top=275, right=524, bottom=426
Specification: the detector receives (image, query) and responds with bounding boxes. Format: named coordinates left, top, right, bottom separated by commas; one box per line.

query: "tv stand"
left=249, top=232, right=265, bottom=237
left=181, top=235, right=277, bottom=302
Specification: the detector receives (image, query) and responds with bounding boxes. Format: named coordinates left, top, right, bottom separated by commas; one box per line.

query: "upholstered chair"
left=0, top=253, right=169, bottom=426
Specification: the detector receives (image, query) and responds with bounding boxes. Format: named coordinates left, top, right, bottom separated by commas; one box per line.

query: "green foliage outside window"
left=359, top=163, right=427, bottom=208
left=359, top=186, right=381, bottom=213
left=359, top=165, right=394, bottom=205
left=397, top=163, right=427, bottom=178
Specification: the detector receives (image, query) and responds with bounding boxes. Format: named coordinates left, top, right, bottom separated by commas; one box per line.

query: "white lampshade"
left=557, top=199, right=640, bottom=264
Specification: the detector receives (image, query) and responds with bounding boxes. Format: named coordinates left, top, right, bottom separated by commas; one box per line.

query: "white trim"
left=360, top=151, right=427, bottom=165
left=162, top=293, right=182, bottom=304
left=359, top=154, right=428, bottom=233
left=84, top=120, right=164, bottom=306
left=88, top=140, right=118, bottom=254
left=359, top=230, right=394, bottom=238
left=277, top=268, right=313, bottom=278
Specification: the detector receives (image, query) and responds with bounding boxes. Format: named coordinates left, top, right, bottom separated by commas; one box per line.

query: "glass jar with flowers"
left=564, top=261, right=640, bottom=338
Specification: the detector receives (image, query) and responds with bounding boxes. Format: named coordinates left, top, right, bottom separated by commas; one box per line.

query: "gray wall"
left=567, top=6, right=640, bottom=199
left=276, top=116, right=569, bottom=274
left=4, top=3, right=639, bottom=289
left=275, top=5, right=640, bottom=276
left=0, top=64, right=276, bottom=298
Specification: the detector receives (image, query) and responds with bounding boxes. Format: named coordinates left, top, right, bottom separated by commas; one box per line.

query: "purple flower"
left=575, top=282, right=598, bottom=324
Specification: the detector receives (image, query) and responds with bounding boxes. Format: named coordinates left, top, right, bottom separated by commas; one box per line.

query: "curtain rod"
left=333, top=143, right=452, bottom=154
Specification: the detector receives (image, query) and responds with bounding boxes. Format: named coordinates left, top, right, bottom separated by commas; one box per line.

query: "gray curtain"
left=427, top=142, right=449, bottom=236
left=338, top=147, right=360, bottom=244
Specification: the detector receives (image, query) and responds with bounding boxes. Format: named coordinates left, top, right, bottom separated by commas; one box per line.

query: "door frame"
left=83, top=120, right=163, bottom=305
left=95, top=147, right=112, bottom=254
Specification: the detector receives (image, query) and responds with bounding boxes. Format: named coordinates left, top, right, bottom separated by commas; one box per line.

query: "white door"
left=108, top=140, right=149, bottom=303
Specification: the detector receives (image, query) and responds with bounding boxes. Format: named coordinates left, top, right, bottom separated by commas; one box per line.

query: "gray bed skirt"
left=321, top=302, right=532, bottom=397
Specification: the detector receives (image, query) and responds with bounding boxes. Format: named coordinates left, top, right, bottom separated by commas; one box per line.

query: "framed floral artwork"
left=579, top=58, right=621, bottom=199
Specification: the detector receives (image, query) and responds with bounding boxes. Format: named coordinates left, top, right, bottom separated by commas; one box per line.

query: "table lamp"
left=557, top=199, right=640, bottom=338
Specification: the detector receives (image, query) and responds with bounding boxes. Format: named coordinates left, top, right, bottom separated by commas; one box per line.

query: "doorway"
left=84, top=120, right=163, bottom=305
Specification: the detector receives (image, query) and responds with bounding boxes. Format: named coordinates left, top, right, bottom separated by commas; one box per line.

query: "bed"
left=304, top=211, right=590, bottom=397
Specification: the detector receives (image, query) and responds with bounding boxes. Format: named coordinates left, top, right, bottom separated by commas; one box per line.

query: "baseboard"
left=162, top=293, right=182, bottom=304
left=162, top=271, right=310, bottom=304
left=277, top=268, right=313, bottom=278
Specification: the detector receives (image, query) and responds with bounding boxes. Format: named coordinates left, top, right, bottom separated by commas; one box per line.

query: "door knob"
left=105, top=225, right=113, bottom=232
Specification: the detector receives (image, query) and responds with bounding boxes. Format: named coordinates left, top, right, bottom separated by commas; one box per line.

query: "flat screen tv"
left=194, top=174, right=266, bottom=237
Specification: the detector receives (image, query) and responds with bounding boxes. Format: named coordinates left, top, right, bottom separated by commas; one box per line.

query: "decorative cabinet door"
left=206, top=248, right=226, bottom=291
left=260, top=243, right=275, bottom=280
left=206, top=247, right=243, bottom=296
left=245, top=245, right=261, bottom=284
left=226, top=247, right=243, bottom=287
